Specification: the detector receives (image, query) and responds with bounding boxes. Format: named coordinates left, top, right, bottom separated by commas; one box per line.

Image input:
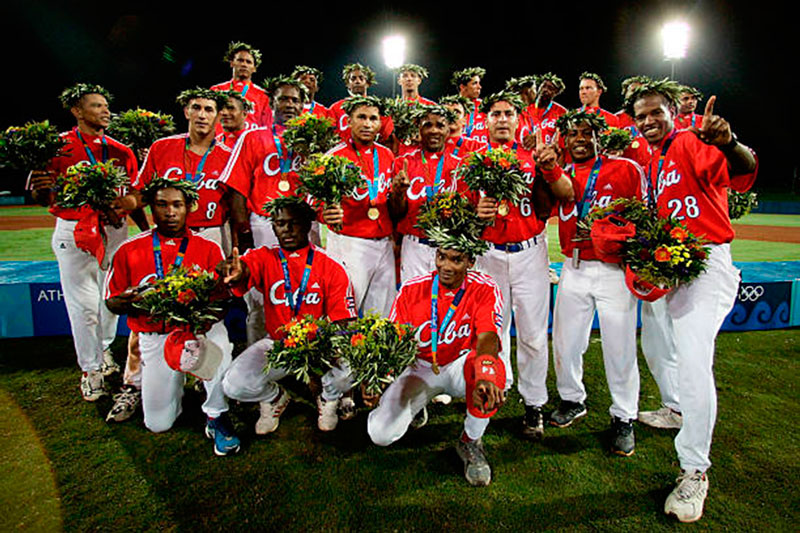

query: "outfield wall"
left=1, top=261, right=797, bottom=339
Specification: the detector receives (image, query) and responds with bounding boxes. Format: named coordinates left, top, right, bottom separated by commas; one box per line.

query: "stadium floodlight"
left=382, top=35, right=406, bottom=69
left=662, top=21, right=690, bottom=60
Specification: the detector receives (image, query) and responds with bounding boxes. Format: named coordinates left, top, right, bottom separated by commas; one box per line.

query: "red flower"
left=441, top=209, right=453, bottom=218
left=694, top=249, right=708, bottom=260
left=351, top=333, right=366, bottom=346
left=662, top=223, right=672, bottom=232
left=654, top=247, right=672, bottom=262
left=177, top=289, right=196, bottom=304
left=670, top=227, right=689, bottom=243
left=284, top=337, right=297, bottom=348
left=307, top=322, right=319, bottom=340
left=483, top=156, right=493, bottom=167
left=639, top=249, right=651, bottom=260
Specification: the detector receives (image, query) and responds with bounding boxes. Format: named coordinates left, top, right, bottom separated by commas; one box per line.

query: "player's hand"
left=476, top=196, right=498, bottom=221
left=473, top=380, right=505, bottom=414
left=522, top=131, right=537, bottom=152
left=322, top=203, right=344, bottom=226
left=117, top=193, right=138, bottom=212
left=689, top=96, right=733, bottom=146
left=534, top=129, right=559, bottom=171
left=101, top=200, right=126, bottom=228
left=137, top=147, right=150, bottom=163
left=29, top=170, right=55, bottom=191
left=218, top=247, right=243, bottom=284
left=391, top=159, right=410, bottom=195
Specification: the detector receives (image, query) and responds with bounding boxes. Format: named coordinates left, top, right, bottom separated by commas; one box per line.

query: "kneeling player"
left=104, top=177, right=240, bottom=456
left=367, top=223, right=506, bottom=487
left=219, top=197, right=358, bottom=434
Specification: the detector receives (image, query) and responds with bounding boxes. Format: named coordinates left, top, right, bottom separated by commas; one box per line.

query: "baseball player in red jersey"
left=390, top=105, right=461, bottom=283
left=328, top=64, right=394, bottom=146
left=216, top=91, right=256, bottom=149
left=136, top=88, right=233, bottom=251
left=397, top=64, right=436, bottom=105
left=440, top=95, right=487, bottom=158
left=292, top=65, right=331, bottom=119
left=452, top=67, right=488, bottom=143
left=521, top=73, right=568, bottom=151
left=674, top=85, right=705, bottom=131
left=104, top=178, right=240, bottom=456
left=628, top=79, right=758, bottom=522
left=615, top=76, right=652, bottom=135
left=548, top=110, right=646, bottom=456
left=28, top=83, right=142, bottom=401
left=578, top=72, right=619, bottom=128
left=460, top=91, right=573, bottom=440
left=505, top=76, right=538, bottom=146
left=210, top=42, right=271, bottom=130
left=322, top=96, right=399, bottom=317
left=368, top=215, right=506, bottom=487
left=219, top=198, right=358, bottom=434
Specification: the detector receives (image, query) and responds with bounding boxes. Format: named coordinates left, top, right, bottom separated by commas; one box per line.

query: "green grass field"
left=1, top=331, right=798, bottom=531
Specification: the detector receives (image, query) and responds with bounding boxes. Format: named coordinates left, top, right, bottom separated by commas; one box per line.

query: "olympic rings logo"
left=739, top=285, right=764, bottom=302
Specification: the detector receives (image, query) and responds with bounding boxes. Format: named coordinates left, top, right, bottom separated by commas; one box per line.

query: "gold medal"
left=497, top=201, right=510, bottom=216
left=367, top=207, right=380, bottom=220
left=631, top=141, right=639, bottom=149
left=278, top=179, right=290, bottom=192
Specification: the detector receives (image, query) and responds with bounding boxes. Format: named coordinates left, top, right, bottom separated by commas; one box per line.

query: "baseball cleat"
left=205, top=414, right=241, bottom=456
left=639, top=406, right=683, bottom=429
left=522, top=405, right=544, bottom=441
left=317, top=396, right=339, bottom=431
left=456, top=434, right=491, bottom=486
left=106, top=385, right=141, bottom=422
left=80, top=370, right=107, bottom=402
left=100, top=349, right=121, bottom=376
left=610, top=416, right=635, bottom=456
left=549, top=400, right=587, bottom=427
left=665, top=470, right=708, bottom=523
left=255, top=386, right=289, bottom=435
left=339, top=395, right=356, bottom=421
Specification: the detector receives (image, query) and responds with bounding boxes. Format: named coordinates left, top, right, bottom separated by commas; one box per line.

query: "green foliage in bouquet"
left=133, top=265, right=223, bottom=334
left=457, top=146, right=529, bottom=205
left=728, top=190, right=758, bottom=220
left=598, top=127, right=633, bottom=153
left=296, top=153, right=364, bottom=205
left=282, top=113, right=339, bottom=157
left=383, top=98, right=425, bottom=143
left=416, top=191, right=489, bottom=257
left=55, top=160, right=127, bottom=210
left=107, top=109, right=175, bottom=154
left=264, top=315, right=335, bottom=384
left=0, top=120, right=66, bottom=171
left=333, top=314, right=418, bottom=396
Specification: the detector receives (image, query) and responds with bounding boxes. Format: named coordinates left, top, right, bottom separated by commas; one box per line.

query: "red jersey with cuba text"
left=463, top=99, right=488, bottom=144
left=231, top=244, right=356, bottom=340
left=210, top=80, right=272, bottom=129
left=557, top=155, right=644, bottom=260
left=135, top=134, right=232, bottom=228
left=390, top=271, right=504, bottom=368
left=219, top=127, right=303, bottom=217
left=394, top=149, right=460, bottom=237
left=644, top=130, right=758, bottom=244
left=40, top=128, right=138, bottom=220
left=458, top=141, right=545, bottom=244
left=328, top=99, right=395, bottom=145
left=104, top=230, right=224, bottom=333
left=527, top=101, right=568, bottom=146
left=326, top=141, right=395, bottom=239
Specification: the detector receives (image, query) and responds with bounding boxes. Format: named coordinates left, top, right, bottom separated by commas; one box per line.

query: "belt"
left=405, top=234, right=435, bottom=247
left=490, top=235, right=538, bottom=253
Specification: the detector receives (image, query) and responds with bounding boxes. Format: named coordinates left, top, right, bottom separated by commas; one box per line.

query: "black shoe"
left=611, top=416, right=635, bottom=456
left=549, top=400, right=587, bottom=427
left=522, top=405, right=544, bottom=441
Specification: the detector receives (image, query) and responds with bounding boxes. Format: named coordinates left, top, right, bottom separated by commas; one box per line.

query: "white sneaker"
left=255, top=387, right=289, bottom=435
left=100, top=349, right=121, bottom=376
left=80, top=370, right=107, bottom=402
left=665, top=470, right=708, bottom=523
left=432, top=394, right=452, bottom=405
left=339, top=396, right=356, bottom=420
left=317, top=396, right=339, bottom=431
left=106, top=385, right=141, bottom=422
left=639, top=406, right=682, bottom=429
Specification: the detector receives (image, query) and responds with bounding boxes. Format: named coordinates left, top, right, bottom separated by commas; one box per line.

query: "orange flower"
left=307, top=322, right=319, bottom=340
left=284, top=337, right=297, bottom=348
left=314, top=166, right=326, bottom=175
left=394, top=323, right=405, bottom=338
left=670, top=227, right=689, bottom=243
left=654, top=246, right=671, bottom=262
left=176, top=289, right=196, bottom=304
left=498, top=158, right=511, bottom=169
left=351, top=333, right=366, bottom=346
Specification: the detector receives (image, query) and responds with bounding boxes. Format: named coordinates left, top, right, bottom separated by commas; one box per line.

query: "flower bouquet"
left=0, top=120, right=66, bottom=171
left=383, top=97, right=425, bottom=144
left=264, top=315, right=335, bottom=384
left=133, top=265, right=224, bottom=333
left=107, top=108, right=175, bottom=154
left=296, top=153, right=364, bottom=231
left=598, top=126, right=633, bottom=153
left=728, top=190, right=758, bottom=220
left=281, top=113, right=339, bottom=158
left=54, top=159, right=128, bottom=211
left=332, top=314, right=418, bottom=397
left=415, top=191, right=489, bottom=256
left=457, top=146, right=529, bottom=216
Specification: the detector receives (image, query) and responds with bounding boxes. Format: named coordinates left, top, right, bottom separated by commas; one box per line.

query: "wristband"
left=541, top=166, right=563, bottom=184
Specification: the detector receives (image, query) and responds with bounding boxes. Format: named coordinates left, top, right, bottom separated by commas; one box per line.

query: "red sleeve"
left=685, top=135, right=730, bottom=188
left=729, top=148, right=758, bottom=193
left=219, top=132, right=256, bottom=197
left=121, top=145, right=139, bottom=188
left=389, top=285, right=412, bottom=324
left=135, top=143, right=156, bottom=190
left=236, top=248, right=266, bottom=297
left=379, top=116, right=394, bottom=143
left=473, top=281, right=503, bottom=337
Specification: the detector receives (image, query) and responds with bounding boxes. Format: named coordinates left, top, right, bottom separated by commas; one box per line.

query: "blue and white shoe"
left=205, top=414, right=241, bottom=456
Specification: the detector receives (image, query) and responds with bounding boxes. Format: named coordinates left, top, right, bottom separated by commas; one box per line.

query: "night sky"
left=1, top=1, right=791, bottom=192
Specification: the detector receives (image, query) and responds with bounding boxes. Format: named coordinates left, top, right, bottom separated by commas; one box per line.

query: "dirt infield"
left=0, top=214, right=798, bottom=243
